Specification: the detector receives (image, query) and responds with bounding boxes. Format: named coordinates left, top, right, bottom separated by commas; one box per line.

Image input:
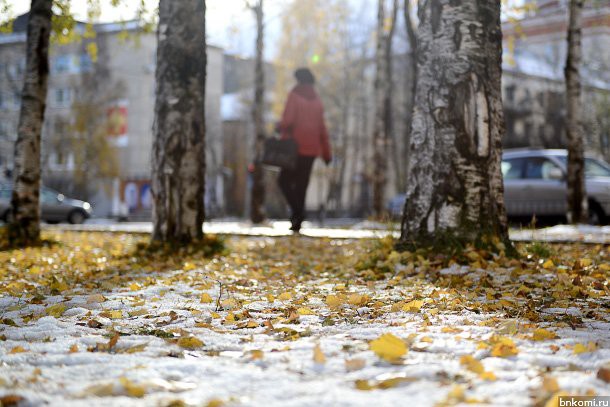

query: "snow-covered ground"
left=1, top=235, right=609, bottom=406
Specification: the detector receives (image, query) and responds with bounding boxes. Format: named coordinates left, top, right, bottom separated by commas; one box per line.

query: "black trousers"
left=278, top=155, right=315, bottom=229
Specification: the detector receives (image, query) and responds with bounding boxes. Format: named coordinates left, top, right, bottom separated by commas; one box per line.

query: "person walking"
left=276, top=68, right=332, bottom=233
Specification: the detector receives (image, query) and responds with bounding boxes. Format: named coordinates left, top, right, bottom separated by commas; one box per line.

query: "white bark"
left=151, top=0, right=207, bottom=242
left=9, top=0, right=52, bottom=243
left=399, top=0, right=509, bottom=247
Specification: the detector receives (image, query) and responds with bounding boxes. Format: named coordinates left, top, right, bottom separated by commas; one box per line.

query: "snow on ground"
left=0, top=234, right=609, bottom=406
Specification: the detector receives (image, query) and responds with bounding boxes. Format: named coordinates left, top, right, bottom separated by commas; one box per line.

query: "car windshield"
left=555, top=157, right=610, bottom=178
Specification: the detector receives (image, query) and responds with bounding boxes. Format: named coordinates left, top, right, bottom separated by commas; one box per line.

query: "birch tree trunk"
left=151, top=0, right=207, bottom=243
left=8, top=0, right=52, bottom=245
left=250, top=0, right=266, bottom=224
left=384, top=0, right=398, bottom=193
left=372, top=0, right=388, bottom=217
left=565, top=0, right=587, bottom=224
left=399, top=0, right=509, bottom=249
left=400, top=0, right=418, bottom=187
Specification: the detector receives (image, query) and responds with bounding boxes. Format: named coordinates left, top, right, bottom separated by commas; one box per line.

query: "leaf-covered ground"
left=0, top=232, right=609, bottom=406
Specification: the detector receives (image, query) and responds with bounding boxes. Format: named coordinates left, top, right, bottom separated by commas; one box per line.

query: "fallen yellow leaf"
left=573, top=342, right=597, bottom=354
left=490, top=336, right=519, bottom=358
left=178, top=337, right=204, bottom=349
left=542, top=377, right=560, bottom=392
left=297, top=307, right=315, bottom=315
left=460, top=355, right=484, bottom=374
left=355, top=379, right=373, bottom=391
left=200, top=293, right=213, bottom=303
left=220, top=298, right=238, bottom=309
left=87, top=294, right=106, bottom=303
left=119, top=377, right=145, bottom=398
left=313, top=344, right=326, bottom=364
left=348, top=293, right=369, bottom=306
left=108, top=310, right=123, bottom=319
left=345, top=358, right=365, bottom=372
left=370, top=333, right=407, bottom=362
left=248, top=350, right=264, bottom=360
left=480, top=371, right=497, bottom=381
left=46, top=303, right=66, bottom=318
left=402, top=300, right=424, bottom=312
left=326, top=295, right=342, bottom=309
left=532, top=329, right=558, bottom=341
left=542, top=259, right=555, bottom=269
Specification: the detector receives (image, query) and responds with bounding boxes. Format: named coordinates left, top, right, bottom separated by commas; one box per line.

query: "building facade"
left=502, top=0, right=610, bottom=159
left=0, top=15, right=223, bottom=218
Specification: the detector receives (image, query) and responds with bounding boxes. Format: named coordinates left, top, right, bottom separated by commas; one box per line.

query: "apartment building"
left=0, top=14, right=223, bottom=218
left=501, top=0, right=610, bottom=157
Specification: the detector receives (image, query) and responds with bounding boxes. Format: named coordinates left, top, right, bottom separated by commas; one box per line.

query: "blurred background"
left=0, top=0, right=608, bottom=224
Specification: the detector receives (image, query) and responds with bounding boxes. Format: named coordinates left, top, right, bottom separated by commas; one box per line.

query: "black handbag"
left=261, top=137, right=298, bottom=170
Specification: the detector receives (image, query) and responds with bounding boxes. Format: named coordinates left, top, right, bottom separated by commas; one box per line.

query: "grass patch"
left=522, top=241, right=553, bottom=259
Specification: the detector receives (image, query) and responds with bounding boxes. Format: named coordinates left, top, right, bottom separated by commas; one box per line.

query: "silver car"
left=502, top=149, right=610, bottom=224
left=0, top=186, right=93, bottom=224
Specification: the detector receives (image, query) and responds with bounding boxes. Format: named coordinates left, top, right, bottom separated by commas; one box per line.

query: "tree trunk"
left=372, top=0, right=388, bottom=217
left=151, top=0, right=207, bottom=243
left=565, top=0, right=587, bottom=224
left=250, top=0, right=266, bottom=224
left=8, top=0, right=52, bottom=245
left=399, top=0, right=509, bottom=249
left=384, top=0, right=398, bottom=193
left=401, top=0, right=418, bottom=187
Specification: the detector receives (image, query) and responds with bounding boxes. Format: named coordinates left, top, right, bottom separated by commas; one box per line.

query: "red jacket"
left=277, top=84, right=332, bottom=162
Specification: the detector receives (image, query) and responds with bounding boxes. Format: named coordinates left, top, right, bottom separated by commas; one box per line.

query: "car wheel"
left=68, top=210, right=86, bottom=225
left=588, top=202, right=605, bottom=225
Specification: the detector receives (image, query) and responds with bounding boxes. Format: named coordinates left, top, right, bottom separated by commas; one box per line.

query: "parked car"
left=387, top=193, right=406, bottom=220
left=0, top=186, right=93, bottom=224
left=502, top=149, right=610, bottom=224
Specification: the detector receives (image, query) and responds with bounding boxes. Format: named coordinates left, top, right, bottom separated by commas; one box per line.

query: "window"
left=0, top=120, right=12, bottom=139
left=54, top=120, right=69, bottom=136
left=51, top=55, right=71, bottom=74
left=7, top=63, right=17, bottom=78
left=501, top=158, right=526, bottom=179
left=505, top=85, right=515, bottom=104
left=0, top=121, right=7, bottom=137
left=80, top=53, right=93, bottom=72
left=54, top=88, right=72, bottom=107
left=13, top=91, right=20, bottom=108
left=16, top=58, right=25, bottom=75
left=584, top=159, right=610, bottom=178
left=41, top=188, right=58, bottom=203
left=556, top=157, right=610, bottom=178
left=523, top=157, right=561, bottom=179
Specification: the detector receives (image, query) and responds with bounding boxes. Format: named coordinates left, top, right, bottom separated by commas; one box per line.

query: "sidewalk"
left=44, top=220, right=610, bottom=244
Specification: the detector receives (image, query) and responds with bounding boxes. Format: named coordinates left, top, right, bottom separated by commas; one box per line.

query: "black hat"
left=294, top=67, right=315, bottom=85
